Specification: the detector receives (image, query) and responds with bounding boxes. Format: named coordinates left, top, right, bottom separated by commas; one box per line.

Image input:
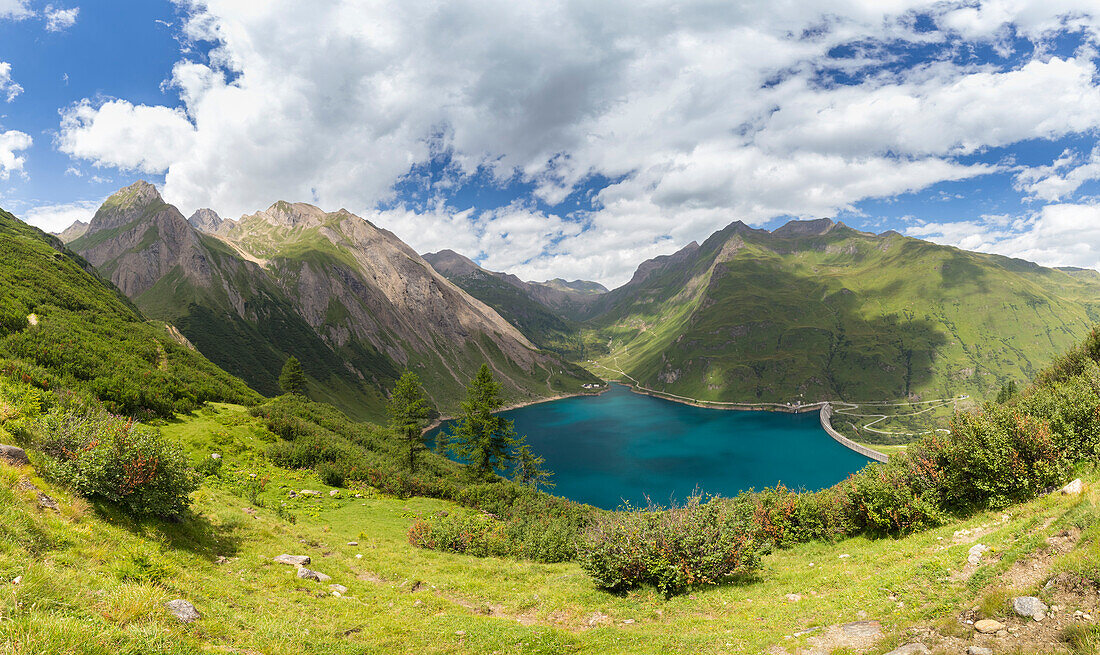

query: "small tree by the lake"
left=447, top=364, right=519, bottom=477
left=388, top=371, right=432, bottom=472
left=513, top=438, right=554, bottom=490
left=279, top=355, right=306, bottom=395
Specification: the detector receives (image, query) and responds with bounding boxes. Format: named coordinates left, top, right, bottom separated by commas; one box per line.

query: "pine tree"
left=513, top=437, right=554, bottom=490
left=387, top=371, right=431, bottom=472
left=446, top=364, right=518, bottom=477
left=279, top=355, right=306, bottom=395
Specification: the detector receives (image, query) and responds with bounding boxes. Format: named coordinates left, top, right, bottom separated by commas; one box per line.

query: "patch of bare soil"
left=1003, top=528, right=1082, bottom=591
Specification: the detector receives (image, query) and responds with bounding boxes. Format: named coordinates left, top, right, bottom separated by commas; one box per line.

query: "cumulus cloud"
left=1015, top=147, right=1100, bottom=202
left=55, top=0, right=1100, bottom=285
left=44, top=5, right=78, bottom=31
left=0, top=62, right=22, bottom=102
left=0, top=129, right=31, bottom=179
left=58, top=99, right=196, bottom=174
left=0, top=0, right=31, bottom=20
left=906, top=205, right=1100, bottom=270
left=21, top=199, right=100, bottom=233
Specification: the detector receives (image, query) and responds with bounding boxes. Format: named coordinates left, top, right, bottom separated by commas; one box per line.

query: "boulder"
left=967, top=648, right=993, bottom=655
left=974, top=619, right=1004, bottom=634
left=274, top=554, right=310, bottom=566
left=883, top=645, right=930, bottom=655
left=299, top=489, right=320, bottom=496
left=329, top=489, right=339, bottom=497
left=967, top=543, right=990, bottom=566
left=1061, top=478, right=1084, bottom=495
left=329, top=584, right=348, bottom=594
left=0, top=445, right=29, bottom=467
left=1013, top=596, right=1049, bottom=620
left=165, top=599, right=200, bottom=623
left=36, top=492, right=59, bottom=512
left=296, top=567, right=331, bottom=583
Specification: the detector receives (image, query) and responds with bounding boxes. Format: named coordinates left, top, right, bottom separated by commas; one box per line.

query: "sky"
left=3, top=1, right=1100, bottom=288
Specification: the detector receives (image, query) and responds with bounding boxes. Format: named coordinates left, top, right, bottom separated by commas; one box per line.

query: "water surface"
left=431, top=383, right=871, bottom=509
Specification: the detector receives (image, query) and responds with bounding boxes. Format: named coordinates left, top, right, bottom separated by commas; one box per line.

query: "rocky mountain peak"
left=423, top=250, right=483, bottom=277
left=772, top=218, right=836, bottom=237
left=55, top=220, right=90, bottom=243
left=85, top=180, right=166, bottom=233
left=252, top=201, right=329, bottom=228
left=188, top=208, right=224, bottom=233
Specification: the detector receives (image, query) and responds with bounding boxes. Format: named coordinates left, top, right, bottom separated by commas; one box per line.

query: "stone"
left=297, top=567, right=331, bottom=583
left=210, top=453, right=221, bottom=459
left=329, top=584, right=348, bottom=594
left=587, top=612, right=610, bottom=626
left=355, top=554, right=363, bottom=559
left=1013, top=596, right=1049, bottom=620
left=329, top=489, right=339, bottom=497
left=968, top=543, right=990, bottom=565
left=36, top=492, right=59, bottom=512
left=839, top=621, right=883, bottom=639
left=0, top=445, right=29, bottom=467
left=974, top=619, right=1005, bottom=634
left=883, top=644, right=930, bottom=655
left=1061, top=478, right=1084, bottom=495
left=347, top=542, right=358, bottom=546
left=299, top=489, right=320, bottom=496
left=785, top=593, right=802, bottom=602
left=967, top=647, right=993, bottom=655
left=274, top=554, right=310, bottom=566
left=165, top=599, right=200, bottom=623
left=838, top=553, right=851, bottom=559
left=995, top=630, right=1008, bottom=637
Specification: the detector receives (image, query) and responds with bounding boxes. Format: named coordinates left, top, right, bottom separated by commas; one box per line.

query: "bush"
left=34, top=405, right=198, bottom=518
left=578, top=496, right=766, bottom=596
left=408, top=512, right=509, bottom=558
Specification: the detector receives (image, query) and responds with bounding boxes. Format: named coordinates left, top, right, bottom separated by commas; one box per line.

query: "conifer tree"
left=387, top=371, right=431, bottom=472
left=446, top=364, right=518, bottom=477
left=513, top=437, right=554, bottom=490
left=279, top=355, right=306, bottom=395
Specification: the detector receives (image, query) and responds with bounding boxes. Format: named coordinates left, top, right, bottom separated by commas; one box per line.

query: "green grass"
left=3, top=393, right=1098, bottom=654
left=582, top=224, right=1100, bottom=420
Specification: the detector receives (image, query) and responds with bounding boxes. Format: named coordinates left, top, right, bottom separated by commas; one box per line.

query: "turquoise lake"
left=430, top=383, right=872, bottom=509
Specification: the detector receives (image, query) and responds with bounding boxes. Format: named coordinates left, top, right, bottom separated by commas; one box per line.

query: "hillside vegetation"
left=579, top=220, right=1100, bottom=407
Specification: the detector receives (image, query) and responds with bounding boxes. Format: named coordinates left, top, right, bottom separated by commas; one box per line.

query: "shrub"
left=407, top=512, right=509, bottom=558
left=578, top=496, right=766, bottom=596
left=33, top=405, right=198, bottom=518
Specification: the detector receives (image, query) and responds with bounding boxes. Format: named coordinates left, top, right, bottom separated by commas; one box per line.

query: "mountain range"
left=63, top=182, right=595, bottom=419
left=51, top=181, right=1100, bottom=418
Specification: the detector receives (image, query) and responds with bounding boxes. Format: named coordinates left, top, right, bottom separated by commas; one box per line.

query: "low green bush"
left=33, top=405, right=197, bottom=518
left=578, top=496, right=766, bottom=596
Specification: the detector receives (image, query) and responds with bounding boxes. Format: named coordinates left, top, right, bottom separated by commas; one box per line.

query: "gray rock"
left=839, top=621, right=882, bottom=638
left=36, top=492, right=59, bottom=512
left=0, top=445, right=29, bottom=467
left=1013, top=596, right=1049, bottom=620
left=785, top=593, right=802, bottom=602
left=296, top=567, right=332, bottom=583
left=299, top=489, right=320, bottom=496
left=274, top=554, right=310, bottom=566
left=967, top=543, right=990, bottom=565
left=165, top=599, right=200, bottom=623
left=883, top=645, right=929, bottom=655
left=1061, top=478, right=1084, bottom=495
left=967, top=647, right=993, bottom=655
left=329, top=583, right=348, bottom=594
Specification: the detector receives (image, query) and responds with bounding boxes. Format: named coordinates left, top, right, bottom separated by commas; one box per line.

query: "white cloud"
left=21, top=199, right=100, bottom=233
left=1015, top=147, right=1100, bottom=202
left=906, top=204, right=1100, bottom=270
left=55, top=0, right=1100, bottom=285
left=0, top=129, right=31, bottom=179
left=0, top=62, right=22, bottom=102
left=58, top=99, right=196, bottom=174
left=0, top=0, right=31, bottom=20
left=44, top=5, right=78, bottom=32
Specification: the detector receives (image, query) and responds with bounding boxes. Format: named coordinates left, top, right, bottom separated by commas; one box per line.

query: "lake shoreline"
left=421, top=386, right=611, bottom=435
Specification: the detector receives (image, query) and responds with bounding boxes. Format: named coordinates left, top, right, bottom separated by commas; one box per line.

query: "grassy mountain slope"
left=70, top=184, right=596, bottom=420
left=0, top=207, right=258, bottom=417
left=2, top=388, right=1097, bottom=654
left=585, top=219, right=1100, bottom=404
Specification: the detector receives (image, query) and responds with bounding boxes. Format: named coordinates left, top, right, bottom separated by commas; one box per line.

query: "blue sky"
left=2, top=0, right=1100, bottom=286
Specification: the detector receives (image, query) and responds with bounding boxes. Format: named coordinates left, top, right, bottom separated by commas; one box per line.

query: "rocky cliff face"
left=70, top=182, right=594, bottom=418
left=55, top=220, right=89, bottom=243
